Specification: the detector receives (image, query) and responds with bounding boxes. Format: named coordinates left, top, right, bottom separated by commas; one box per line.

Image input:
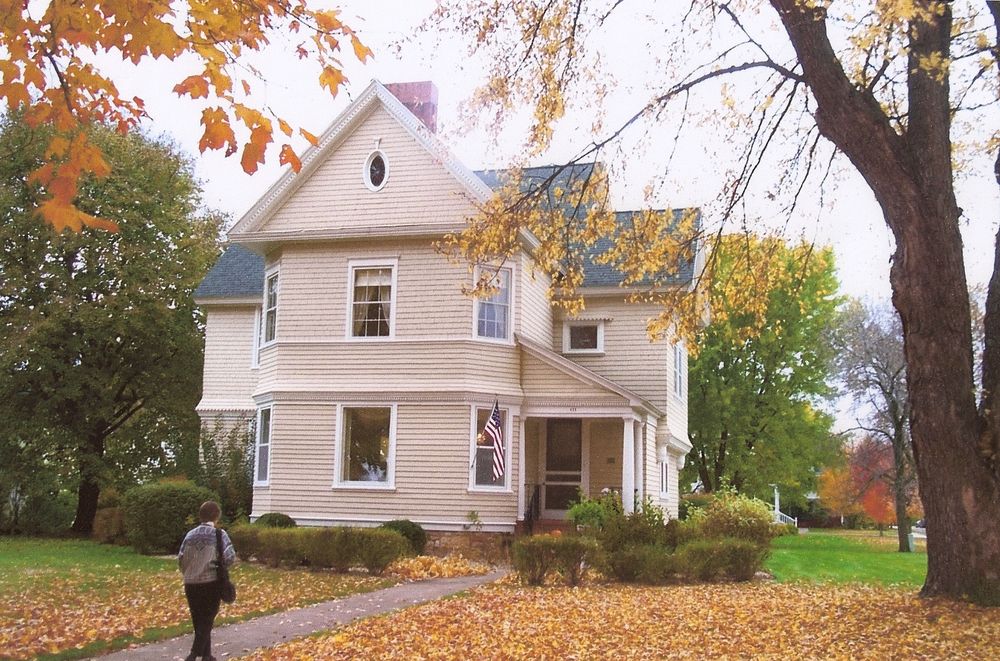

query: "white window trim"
left=563, top=320, right=605, bottom=355
left=261, top=267, right=279, bottom=348
left=254, top=406, right=273, bottom=487
left=673, top=342, right=686, bottom=400
left=251, top=306, right=261, bottom=368
left=346, top=258, right=399, bottom=341
left=467, top=404, right=513, bottom=493
left=658, top=447, right=670, bottom=498
left=472, top=265, right=515, bottom=345
left=333, top=403, right=397, bottom=490
left=363, top=149, right=389, bottom=192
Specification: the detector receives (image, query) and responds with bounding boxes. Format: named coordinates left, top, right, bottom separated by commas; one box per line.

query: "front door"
left=543, top=419, right=583, bottom=518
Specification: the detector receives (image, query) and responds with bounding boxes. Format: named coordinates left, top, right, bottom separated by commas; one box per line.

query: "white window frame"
left=563, top=320, right=605, bottom=355
left=468, top=404, right=513, bottom=492
left=251, top=306, right=261, bottom=368
left=254, top=406, right=273, bottom=487
left=673, top=342, right=686, bottom=399
left=333, top=403, right=397, bottom=490
left=346, top=258, right=398, bottom=340
left=262, top=268, right=279, bottom=347
left=363, top=149, right=389, bottom=192
left=473, top=265, right=514, bottom=344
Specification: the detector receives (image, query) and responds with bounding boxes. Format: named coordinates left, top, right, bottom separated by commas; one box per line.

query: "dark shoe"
left=184, top=655, right=197, bottom=661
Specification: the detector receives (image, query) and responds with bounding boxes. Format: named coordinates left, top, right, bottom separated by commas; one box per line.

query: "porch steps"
left=526, top=519, right=576, bottom=535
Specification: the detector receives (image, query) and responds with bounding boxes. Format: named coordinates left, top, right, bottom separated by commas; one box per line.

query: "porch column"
left=622, top=416, right=636, bottom=514
left=517, top=416, right=526, bottom=520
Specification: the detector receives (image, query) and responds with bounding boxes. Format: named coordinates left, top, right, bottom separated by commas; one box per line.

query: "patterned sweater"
left=178, top=523, right=236, bottom=585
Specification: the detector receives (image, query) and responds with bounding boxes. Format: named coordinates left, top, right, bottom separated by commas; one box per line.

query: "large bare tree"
left=435, top=0, right=1000, bottom=602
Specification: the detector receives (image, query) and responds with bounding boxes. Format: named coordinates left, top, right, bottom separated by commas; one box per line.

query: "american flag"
left=483, top=400, right=504, bottom=481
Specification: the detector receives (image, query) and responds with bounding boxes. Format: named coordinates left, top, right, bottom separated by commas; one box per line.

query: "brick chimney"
left=385, top=81, right=438, bottom=133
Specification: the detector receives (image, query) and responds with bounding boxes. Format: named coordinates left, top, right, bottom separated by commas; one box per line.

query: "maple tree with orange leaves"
left=1, top=0, right=371, bottom=232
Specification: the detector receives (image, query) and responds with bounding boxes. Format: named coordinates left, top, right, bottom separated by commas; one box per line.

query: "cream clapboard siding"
left=255, top=401, right=519, bottom=527
left=261, top=106, right=477, bottom=233
left=555, top=299, right=671, bottom=411
left=269, top=240, right=473, bottom=342
left=520, top=352, right=619, bottom=400
left=198, top=306, right=258, bottom=411
left=588, top=419, right=622, bottom=496
left=517, top=252, right=553, bottom=348
left=665, top=342, right=690, bottom=446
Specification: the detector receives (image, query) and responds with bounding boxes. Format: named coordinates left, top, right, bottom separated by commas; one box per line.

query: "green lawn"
left=766, top=530, right=927, bottom=587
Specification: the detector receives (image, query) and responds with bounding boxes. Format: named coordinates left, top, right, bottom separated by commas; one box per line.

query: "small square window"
left=563, top=320, right=604, bottom=354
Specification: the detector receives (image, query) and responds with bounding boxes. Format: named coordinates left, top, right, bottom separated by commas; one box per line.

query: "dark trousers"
left=184, top=581, right=221, bottom=659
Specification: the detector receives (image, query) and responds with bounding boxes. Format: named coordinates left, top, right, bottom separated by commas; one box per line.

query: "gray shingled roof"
left=194, top=243, right=264, bottom=300
left=195, top=163, right=699, bottom=299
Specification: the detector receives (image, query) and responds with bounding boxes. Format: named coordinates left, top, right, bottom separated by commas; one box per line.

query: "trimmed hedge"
left=122, top=482, right=219, bottom=554
left=512, top=534, right=599, bottom=586
left=379, top=519, right=427, bottom=555
left=254, top=512, right=298, bottom=528
left=228, top=525, right=408, bottom=574
left=675, top=537, right=769, bottom=582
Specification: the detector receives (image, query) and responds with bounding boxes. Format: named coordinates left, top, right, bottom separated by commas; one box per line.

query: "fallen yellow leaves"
left=245, top=582, right=1000, bottom=660
left=388, top=555, right=491, bottom=581
left=0, top=565, right=389, bottom=660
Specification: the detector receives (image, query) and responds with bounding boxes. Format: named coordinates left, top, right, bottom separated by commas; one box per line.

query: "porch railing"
left=774, top=510, right=798, bottom=527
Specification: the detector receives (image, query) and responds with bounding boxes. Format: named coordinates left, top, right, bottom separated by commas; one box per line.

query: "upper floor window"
left=350, top=260, right=396, bottom=338
left=673, top=342, right=686, bottom=398
left=251, top=307, right=262, bottom=368
left=254, top=407, right=272, bottom=485
left=475, top=267, right=511, bottom=341
left=263, top=271, right=278, bottom=344
left=338, top=405, right=395, bottom=487
left=563, top=320, right=604, bottom=354
left=364, top=150, right=388, bottom=191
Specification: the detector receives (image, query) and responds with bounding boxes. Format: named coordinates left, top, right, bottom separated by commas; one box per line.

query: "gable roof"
left=228, top=80, right=493, bottom=238
left=193, top=244, right=264, bottom=302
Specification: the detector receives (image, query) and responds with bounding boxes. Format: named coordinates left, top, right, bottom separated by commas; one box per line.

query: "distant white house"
left=193, top=80, right=702, bottom=532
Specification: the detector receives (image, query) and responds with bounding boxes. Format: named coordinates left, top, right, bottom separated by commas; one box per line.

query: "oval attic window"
left=365, top=151, right=387, bottom=191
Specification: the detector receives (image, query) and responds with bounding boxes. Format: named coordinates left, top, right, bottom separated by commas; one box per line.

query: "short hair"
left=199, top=501, right=222, bottom=523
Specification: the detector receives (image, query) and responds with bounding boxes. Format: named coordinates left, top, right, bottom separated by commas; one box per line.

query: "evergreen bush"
left=254, top=512, right=298, bottom=528
left=228, top=525, right=260, bottom=562
left=255, top=528, right=308, bottom=567
left=512, top=535, right=559, bottom=585
left=379, top=519, right=427, bottom=555
left=302, top=527, right=358, bottom=571
left=122, top=482, right=218, bottom=554
left=550, top=535, right=599, bottom=586
left=355, top=528, right=409, bottom=575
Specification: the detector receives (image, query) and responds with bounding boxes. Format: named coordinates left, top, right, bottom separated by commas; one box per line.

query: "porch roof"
left=516, top=334, right=663, bottom=418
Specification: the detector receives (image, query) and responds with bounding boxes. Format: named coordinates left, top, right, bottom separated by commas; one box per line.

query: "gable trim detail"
left=229, top=80, right=493, bottom=237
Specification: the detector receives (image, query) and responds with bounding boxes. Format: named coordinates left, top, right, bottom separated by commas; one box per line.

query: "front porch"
left=517, top=414, right=651, bottom=532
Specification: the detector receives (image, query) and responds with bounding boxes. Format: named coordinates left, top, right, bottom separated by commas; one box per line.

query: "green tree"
left=682, top=235, right=841, bottom=501
left=0, top=115, right=221, bottom=535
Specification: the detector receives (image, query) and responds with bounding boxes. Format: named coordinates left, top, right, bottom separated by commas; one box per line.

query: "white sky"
left=112, top=0, right=995, bottom=306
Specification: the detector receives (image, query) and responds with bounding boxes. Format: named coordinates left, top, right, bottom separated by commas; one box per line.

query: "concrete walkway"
left=92, top=570, right=506, bottom=660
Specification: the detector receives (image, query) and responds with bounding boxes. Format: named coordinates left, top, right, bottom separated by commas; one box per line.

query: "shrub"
left=255, top=528, right=308, bottom=567
left=380, top=519, right=427, bottom=555
left=93, top=507, right=126, bottom=544
left=355, top=529, right=409, bottom=575
left=599, top=499, right=668, bottom=553
left=228, top=525, right=260, bottom=562
left=122, top=482, right=218, bottom=554
left=512, top=535, right=559, bottom=585
left=679, top=493, right=715, bottom=520
left=196, top=416, right=254, bottom=521
left=773, top=522, right=799, bottom=537
left=18, top=491, right=76, bottom=536
left=714, top=538, right=770, bottom=581
left=254, top=512, right=298, bottom=528
left=633, top=545, right=679, bottom=585
left=604, top=544, right=645, bottom=582
left=567, top=491, right=621, bottom=531
left=697, top=492, right=775, bottom=545
left=675, top=537, right=769, bottom=582
left=551, top=535, right=599, bottom=586
left=302, top=527, right=359, bottom=571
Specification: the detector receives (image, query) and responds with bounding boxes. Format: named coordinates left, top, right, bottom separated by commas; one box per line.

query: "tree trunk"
left=771, top=0, right=1000, bottom=602
left=893, top=471, right=912, bottom=553
left=70, top=432, right=105, bottom=536
left=892, top=418, right=912, bottom=553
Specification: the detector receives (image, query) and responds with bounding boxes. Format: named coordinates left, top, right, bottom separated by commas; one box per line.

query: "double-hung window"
left=337, top=405, right=396, bottom=487
left=254, top=407, right=272, bottom=485
left=470, top=405, right=509, bottom=490
left=563, top=320, right=604, bottom=354
left=475, top=267, right=511, bottom=341
left=263, top=271, right=278, bottom=344
left=349, top=260, right=396, bottom=338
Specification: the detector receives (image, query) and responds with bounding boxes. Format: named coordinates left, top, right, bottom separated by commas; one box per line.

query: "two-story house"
left=194, top=80, right=700, bottom=533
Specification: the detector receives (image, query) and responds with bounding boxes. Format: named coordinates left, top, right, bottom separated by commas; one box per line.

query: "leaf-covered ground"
left=0, top=538, right=393, bottom=660
left=245, top=581, right=1000, bottom=660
